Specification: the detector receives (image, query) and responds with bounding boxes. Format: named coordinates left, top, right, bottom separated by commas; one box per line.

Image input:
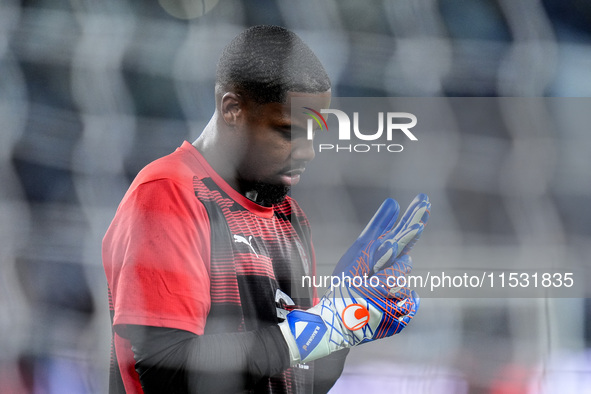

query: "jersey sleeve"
left=103, top=178, right=211, bottom=336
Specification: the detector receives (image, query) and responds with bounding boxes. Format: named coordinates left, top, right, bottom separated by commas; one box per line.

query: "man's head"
left=212, top=25, right=331, bottom=206
left=216, top=25, right=331, bottom=104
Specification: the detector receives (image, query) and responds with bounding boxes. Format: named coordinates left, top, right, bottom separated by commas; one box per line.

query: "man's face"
left=235, top=90, right=331, bottom=203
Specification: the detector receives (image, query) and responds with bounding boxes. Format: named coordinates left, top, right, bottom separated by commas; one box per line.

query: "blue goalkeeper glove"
left=279, top=195, right=430, bottom=364
left=333, top=193, right=431, bottom=277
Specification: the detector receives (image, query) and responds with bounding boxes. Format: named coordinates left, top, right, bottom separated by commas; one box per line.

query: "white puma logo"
left=233, top=234, right=258, bottom=257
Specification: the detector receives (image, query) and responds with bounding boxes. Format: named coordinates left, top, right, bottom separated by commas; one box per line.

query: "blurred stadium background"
left=1, top=0, right=591, bottom=393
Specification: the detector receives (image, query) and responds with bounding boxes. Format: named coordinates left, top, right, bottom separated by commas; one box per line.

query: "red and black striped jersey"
left=103, top=141, right=316, bottom=393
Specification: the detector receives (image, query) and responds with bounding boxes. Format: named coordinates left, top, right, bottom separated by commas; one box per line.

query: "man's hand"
left=279, top=195, right=430, bottom=364
left=332, top=194, right=430, bottom=277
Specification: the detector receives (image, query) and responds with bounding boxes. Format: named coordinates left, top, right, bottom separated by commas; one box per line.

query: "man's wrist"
left=279, top=308, right=336, bottom=365
left=278, top=320, right=302, bottom=364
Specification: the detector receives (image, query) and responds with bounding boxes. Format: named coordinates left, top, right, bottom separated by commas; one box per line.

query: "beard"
left=238, top=179, right=290, bottom=206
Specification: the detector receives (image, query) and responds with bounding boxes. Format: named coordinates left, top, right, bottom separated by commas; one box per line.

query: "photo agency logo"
left=303, top=106, right=418, bottom=153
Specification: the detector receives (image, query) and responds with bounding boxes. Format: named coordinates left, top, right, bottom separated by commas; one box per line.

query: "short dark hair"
left=216, top=25, right=331, bottom=104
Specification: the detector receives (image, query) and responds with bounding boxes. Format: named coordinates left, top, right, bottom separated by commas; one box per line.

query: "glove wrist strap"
left=278, top=320, right=302, bottom=365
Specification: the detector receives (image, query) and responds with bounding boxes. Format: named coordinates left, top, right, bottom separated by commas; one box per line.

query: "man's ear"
left=220, top=92, right=242, bottom=127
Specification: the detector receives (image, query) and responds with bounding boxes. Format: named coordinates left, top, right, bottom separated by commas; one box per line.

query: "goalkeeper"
left=102, top=25, right=431, bottom=394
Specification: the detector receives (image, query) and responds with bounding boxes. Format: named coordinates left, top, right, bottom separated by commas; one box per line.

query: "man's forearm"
left=126, top=324, right=290, bottom=393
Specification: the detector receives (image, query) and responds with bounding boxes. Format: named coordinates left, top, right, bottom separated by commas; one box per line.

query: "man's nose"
left=292, top=137, right=316, bottom=163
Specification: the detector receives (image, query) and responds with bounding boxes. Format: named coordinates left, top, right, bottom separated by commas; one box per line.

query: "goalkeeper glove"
left=279, top=194, right=430, bottom=364
left=333, top=193, right=431, bottom=277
